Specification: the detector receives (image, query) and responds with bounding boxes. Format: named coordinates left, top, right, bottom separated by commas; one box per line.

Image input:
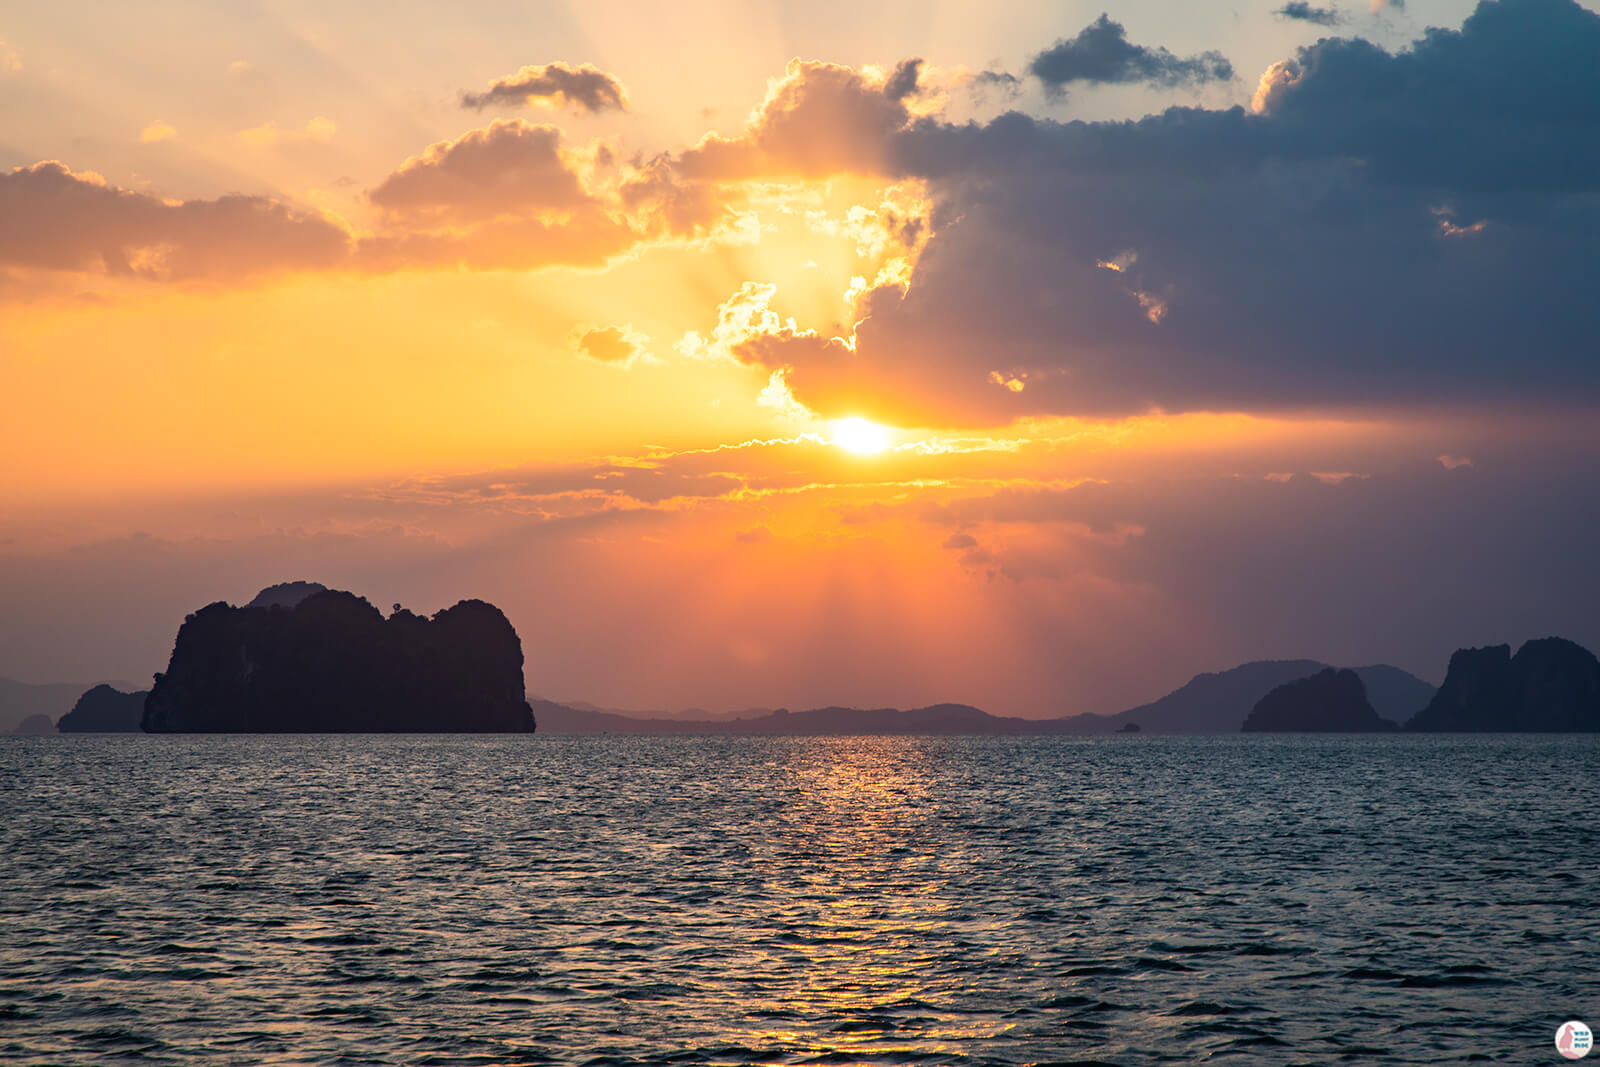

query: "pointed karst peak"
left=245, top=580, right=329, bottom=610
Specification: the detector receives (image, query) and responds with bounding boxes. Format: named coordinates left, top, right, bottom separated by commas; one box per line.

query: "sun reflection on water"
left=735, top=739, right=1021, bottom=1059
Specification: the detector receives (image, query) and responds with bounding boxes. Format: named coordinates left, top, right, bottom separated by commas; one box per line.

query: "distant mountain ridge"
left=531, top=700, right=1063, bottom=735
left=557, top=700, right=770, bottom=723
left=1354, top=664, right=1441, bottom=729
left=0, top=678, right=140, bottom=734
left=1243, top=668, right=1400, bottom=732
left=532, top=660, right=1438, bottom=735
left=1057, top=660, right=1436, bottom=734
left=1058, top=659, right=1330, bottom=734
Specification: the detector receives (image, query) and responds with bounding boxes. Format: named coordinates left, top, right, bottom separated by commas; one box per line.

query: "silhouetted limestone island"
left=1117, top=722, right=1141, bottom=733
left=59, top=684, right=148, bottom=732
left=1241, top=668, right=1399, bottom=732
left=12, top=713, right=56, bottom=735
left=143, top=587, right=536, bottom=733
left=1406, top=637, right=1600, bottom=732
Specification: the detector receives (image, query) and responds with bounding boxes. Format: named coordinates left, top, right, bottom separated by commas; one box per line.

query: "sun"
left=832, top=416, right=891, bottom=454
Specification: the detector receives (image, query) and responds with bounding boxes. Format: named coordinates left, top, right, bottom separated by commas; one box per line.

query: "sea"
left=2, top=733, right=1595, bottom=1065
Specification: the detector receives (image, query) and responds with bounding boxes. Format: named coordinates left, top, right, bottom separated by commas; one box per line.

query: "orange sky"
left=3, top=0, right=1598, bottom=715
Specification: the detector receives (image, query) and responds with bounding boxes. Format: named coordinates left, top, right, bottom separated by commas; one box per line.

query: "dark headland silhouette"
left=1242, top=668, right=1400, bottom=732
left=58, top=685, right=148, bottom=732
left=142, top=583, right=536, bottom=733
left=1405, top=637, right=1600, bottom=732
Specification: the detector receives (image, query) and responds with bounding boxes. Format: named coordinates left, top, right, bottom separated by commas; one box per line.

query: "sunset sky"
left=3, top=0, right=1598, bottom=718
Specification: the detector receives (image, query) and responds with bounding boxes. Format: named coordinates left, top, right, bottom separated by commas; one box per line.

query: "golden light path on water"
left=741, top=740, right=1038, bottom=1059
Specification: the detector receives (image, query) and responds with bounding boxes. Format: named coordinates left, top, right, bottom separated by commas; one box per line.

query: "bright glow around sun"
left=832, top=417, right=891, bottom=454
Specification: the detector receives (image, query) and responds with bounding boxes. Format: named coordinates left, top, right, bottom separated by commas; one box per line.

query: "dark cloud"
left=884, top=58, right=923, bottom=101
left=1254, top=0, right=1600, bottom=194
left=460, top=62, right=629, bottom=114
left=1028, top=14, right=1234, bottom=94
left=0, top=161, right=349, bottom=282
left=970, top=70, right=1024, bottom=99
left=734, top=0, right=1600, bottom=425
left=1276, top=2, right=1342, bottom=24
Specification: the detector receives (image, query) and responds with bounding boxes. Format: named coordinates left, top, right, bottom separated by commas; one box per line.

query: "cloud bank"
left=368, top=120, right=592, bottom=222
left=1028, top=14, right=1234, bottom=93
left=1276, top=3, right=1343, bottom=24
left=0, top=161, right=350, bottom=281
left=717, top=0, right=1600, bottom=424
left=460, top=62, right=629, bottom=114
left=1, top=119, right=638, bottom=282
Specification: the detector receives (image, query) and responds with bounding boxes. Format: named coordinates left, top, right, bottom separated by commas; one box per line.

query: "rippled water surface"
left=3, top=734, right=1597, bottom=1065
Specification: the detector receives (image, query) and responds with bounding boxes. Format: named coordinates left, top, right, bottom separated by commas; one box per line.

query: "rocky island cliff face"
left=1405, top=637, right=1600, bottom=731
left=143, top=587, right=536, bottom=733
left=1241, top=668, right=1399, bottom=732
